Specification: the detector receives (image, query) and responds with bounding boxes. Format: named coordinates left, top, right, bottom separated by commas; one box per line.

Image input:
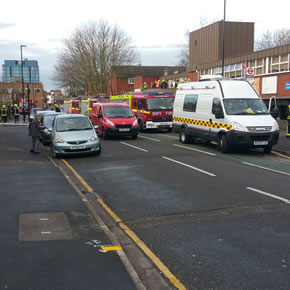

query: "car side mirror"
left=48, top=128, right=52, bottom=132
left=270, top=107, right=279, bottom=119
left=214, top=107, right=224, bottom=119
left=94, top=125, right=99, bottom=129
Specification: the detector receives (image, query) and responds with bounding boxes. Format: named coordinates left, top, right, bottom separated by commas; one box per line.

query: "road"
left=55, top=131, right=290, bottom=289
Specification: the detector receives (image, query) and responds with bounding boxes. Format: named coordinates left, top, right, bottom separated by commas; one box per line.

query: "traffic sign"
left=246, top=67, right=254, bottom=76
left=242, top=62, right=247, bottom=69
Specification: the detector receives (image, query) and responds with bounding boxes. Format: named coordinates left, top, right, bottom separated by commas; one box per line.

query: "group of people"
left=141, top=78, right=191, bottom=90
left=1, top=104, right=20, bottom=123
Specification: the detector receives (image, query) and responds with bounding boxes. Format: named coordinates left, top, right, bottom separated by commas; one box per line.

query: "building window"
left=128, top=78, right=134, bottom=85
left=194, top=40, right=197, bottom=46
left=34, top=88, right=40, bottom=93
left=272, top=56, right=279, bottom=64
left=281, top=54, right=288, bottom=63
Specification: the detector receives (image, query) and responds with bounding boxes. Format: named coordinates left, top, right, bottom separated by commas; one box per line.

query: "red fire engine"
left=131, top=90, right=175, bottom=132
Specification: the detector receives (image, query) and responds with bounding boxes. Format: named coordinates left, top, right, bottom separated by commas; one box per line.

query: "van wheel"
left=138, top=120, right=144, bottom=132
left=168, top=128, right=172, bottom=133
left=263, top=145, right=272, bottom=154
left=219, top=135, right=230, bottom=153
left=179, top=128, right=191, bottom=144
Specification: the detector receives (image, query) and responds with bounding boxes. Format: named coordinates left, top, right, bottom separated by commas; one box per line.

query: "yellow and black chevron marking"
left=173, top=116, right=232, bottom=131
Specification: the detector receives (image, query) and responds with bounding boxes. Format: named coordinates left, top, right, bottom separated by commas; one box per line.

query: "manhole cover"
left=19, top=212, right=73, bottom=241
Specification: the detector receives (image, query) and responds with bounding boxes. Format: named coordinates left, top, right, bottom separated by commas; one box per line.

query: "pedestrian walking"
left=13, top=104, right=20, bottom=124
left=54, top=104, right=61, bottom=112
left=29, top=114, right=45, bottom=154
left=1, top=105, right=8, bottom=123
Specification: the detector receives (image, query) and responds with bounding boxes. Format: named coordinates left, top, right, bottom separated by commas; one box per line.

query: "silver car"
left=50, top=114, right=101, bottom=158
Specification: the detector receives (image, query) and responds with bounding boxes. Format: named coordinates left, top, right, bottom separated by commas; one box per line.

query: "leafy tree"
left=53, top=20, right=139, bottom=96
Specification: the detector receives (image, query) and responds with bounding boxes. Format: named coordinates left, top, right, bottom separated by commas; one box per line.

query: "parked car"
left=91, top=103, right=139, bottom=139
left=29, top=107, right=43, bottom=119
left=50, top=114, right=101, bottom=158
left=39, top=112, right=65, bottom=145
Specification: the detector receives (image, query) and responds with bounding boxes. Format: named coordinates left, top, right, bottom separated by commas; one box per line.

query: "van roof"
left=177, top=79, right=260, bottom=99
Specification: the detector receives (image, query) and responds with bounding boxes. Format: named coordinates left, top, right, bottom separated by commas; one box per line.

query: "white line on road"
left=174, top=144, right=216, bottom=156
left=41, top=232, right=52, bottom=234
left=39, top=218, right=48, bottom=221
left=242, top=162, right=290, bottom=176
left=162, top=156, right=216, bottom=176
left=246, top=187, right=290, bottom=204
left=120, top=142, right=148, bottom=152
left=139, top=135, right=161, bottom=142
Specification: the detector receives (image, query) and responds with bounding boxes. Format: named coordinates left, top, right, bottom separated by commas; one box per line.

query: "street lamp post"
left=20, top=45, right=26, bottom=122
left=221, top=0, right=226, bottom=77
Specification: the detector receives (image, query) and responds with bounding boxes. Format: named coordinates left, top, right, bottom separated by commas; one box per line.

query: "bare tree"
left=255, top=28, right=290, bottom=50
left=53, top=20, right=139, bottom=96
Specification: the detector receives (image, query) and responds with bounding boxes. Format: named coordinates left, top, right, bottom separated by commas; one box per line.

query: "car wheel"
left=219, top=134, right=230, bottom=153
left=179, top=128, right=191, bottom=144
left=95, top=145, right=101, bottom=156
left=132, top=134, right=138, bottom=139
left=102, top=127, right=108, bottom=139
left=263, top=145, right=272, bottom=154
left=51, top=144, right=59, bottom=158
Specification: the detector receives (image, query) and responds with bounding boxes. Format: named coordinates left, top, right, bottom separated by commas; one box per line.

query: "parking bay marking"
left=174, top=144, right=216, bottom=156
left=139, top=135, right=161, bottom=142
left=242, top=162, right=290, bottom=176
left=120, top=142, right=148, bottom=152
left=162, top=156, right=216, bottom=176
left=246, top=187, right=290, bottom=204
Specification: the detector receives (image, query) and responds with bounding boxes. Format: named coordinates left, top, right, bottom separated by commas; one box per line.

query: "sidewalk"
left=0, top=126, right=136, bottom=289
left=273, top=119, right=290, bottom=155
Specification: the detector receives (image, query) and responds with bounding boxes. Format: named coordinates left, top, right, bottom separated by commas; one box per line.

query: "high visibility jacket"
left=1, top=108, right=7, bottom=116
left=13, top=108, right=19, bottom=116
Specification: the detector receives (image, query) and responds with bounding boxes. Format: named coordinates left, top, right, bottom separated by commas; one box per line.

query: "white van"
left=173, top=79, right=279, bottom=153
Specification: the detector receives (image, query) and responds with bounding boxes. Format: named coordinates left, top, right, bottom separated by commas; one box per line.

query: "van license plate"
left=70, top=145, right=86, bottom=149
left=254, top=141, right=268, bottom=145
left=119, top=128, right=130, bottom=132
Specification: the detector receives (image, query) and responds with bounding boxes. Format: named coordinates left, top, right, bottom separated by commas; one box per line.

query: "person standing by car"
left=29, top=114, right=45, bottom=154
left=54, top=104, right=61, bottom=112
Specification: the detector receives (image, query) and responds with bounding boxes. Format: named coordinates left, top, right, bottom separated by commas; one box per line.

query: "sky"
left=1, top=0, right=289, bottom=91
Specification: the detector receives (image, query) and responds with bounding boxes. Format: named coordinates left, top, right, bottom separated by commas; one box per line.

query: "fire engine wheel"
left=179, top=128, right=191, bottom=144
left=219, top=134, right=230, bottom=153
left=138, top=120, right=144, bottom=132
left=263, top=145, right=272, bottom=154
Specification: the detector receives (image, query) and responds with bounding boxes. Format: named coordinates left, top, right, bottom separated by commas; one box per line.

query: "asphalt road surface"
left=60, top=131, right=290, bottom=289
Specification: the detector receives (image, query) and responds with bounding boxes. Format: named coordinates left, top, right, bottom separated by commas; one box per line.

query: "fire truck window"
left=133, top=99, right=137, bottom=108
left=138, top=99, right=144, bottom=110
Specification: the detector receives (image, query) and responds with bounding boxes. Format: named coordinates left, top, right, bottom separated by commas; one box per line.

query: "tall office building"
left=2, top=60, right=40, bottom=83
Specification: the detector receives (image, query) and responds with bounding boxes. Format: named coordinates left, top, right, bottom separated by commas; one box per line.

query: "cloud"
left=140, top=44, right=180, bottom=52
left=0, top=23, right=16, bottom=29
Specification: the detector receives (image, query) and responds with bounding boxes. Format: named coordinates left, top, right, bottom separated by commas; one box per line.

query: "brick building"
left=107, top=66, right=186, bottom=96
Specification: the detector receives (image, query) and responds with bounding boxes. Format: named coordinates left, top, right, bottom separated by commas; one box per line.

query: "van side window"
left=212, top=98, right=222, bottom=114
left=183, top=95, right=198, bottom=112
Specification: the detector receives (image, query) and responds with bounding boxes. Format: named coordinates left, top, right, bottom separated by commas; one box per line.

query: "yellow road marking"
left=272, top=151, right=290, bottom=160
left=61, top=159, right=186, bottom=290
left=61, top=159, right=94, bottom=193
left=101, top=246, right=122, bottom=251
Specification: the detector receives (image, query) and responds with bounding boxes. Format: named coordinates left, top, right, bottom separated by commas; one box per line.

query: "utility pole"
left=20, top=45, right=26, bottom=122
left=221, top=0, right=226, bottom=77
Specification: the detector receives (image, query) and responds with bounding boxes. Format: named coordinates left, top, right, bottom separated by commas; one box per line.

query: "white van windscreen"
left=223, top=99, right=269, bottom=115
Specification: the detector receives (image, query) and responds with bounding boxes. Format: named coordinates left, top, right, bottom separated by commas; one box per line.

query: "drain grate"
left=19, top=212, right=73, bottom=241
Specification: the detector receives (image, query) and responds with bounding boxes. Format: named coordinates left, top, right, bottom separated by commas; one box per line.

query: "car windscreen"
left=103, top=106, right=134, bottom=118
left=147, top=97, right=174, bottom=110
left=56, top=117, right=92, bottom=132
left=223, top=99, right=269, bottom=115
left=43, top=115, right=58, bottom=127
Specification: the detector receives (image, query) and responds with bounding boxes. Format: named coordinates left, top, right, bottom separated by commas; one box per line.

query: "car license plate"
left=254, top=141, right=268, bottom=145
left=119, top=128, right=130, bottom=132
left=70, top=145, right=86, bottom=149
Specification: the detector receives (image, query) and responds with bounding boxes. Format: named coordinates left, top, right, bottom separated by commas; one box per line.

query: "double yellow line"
left=62, top=159, right=186, bottom=290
